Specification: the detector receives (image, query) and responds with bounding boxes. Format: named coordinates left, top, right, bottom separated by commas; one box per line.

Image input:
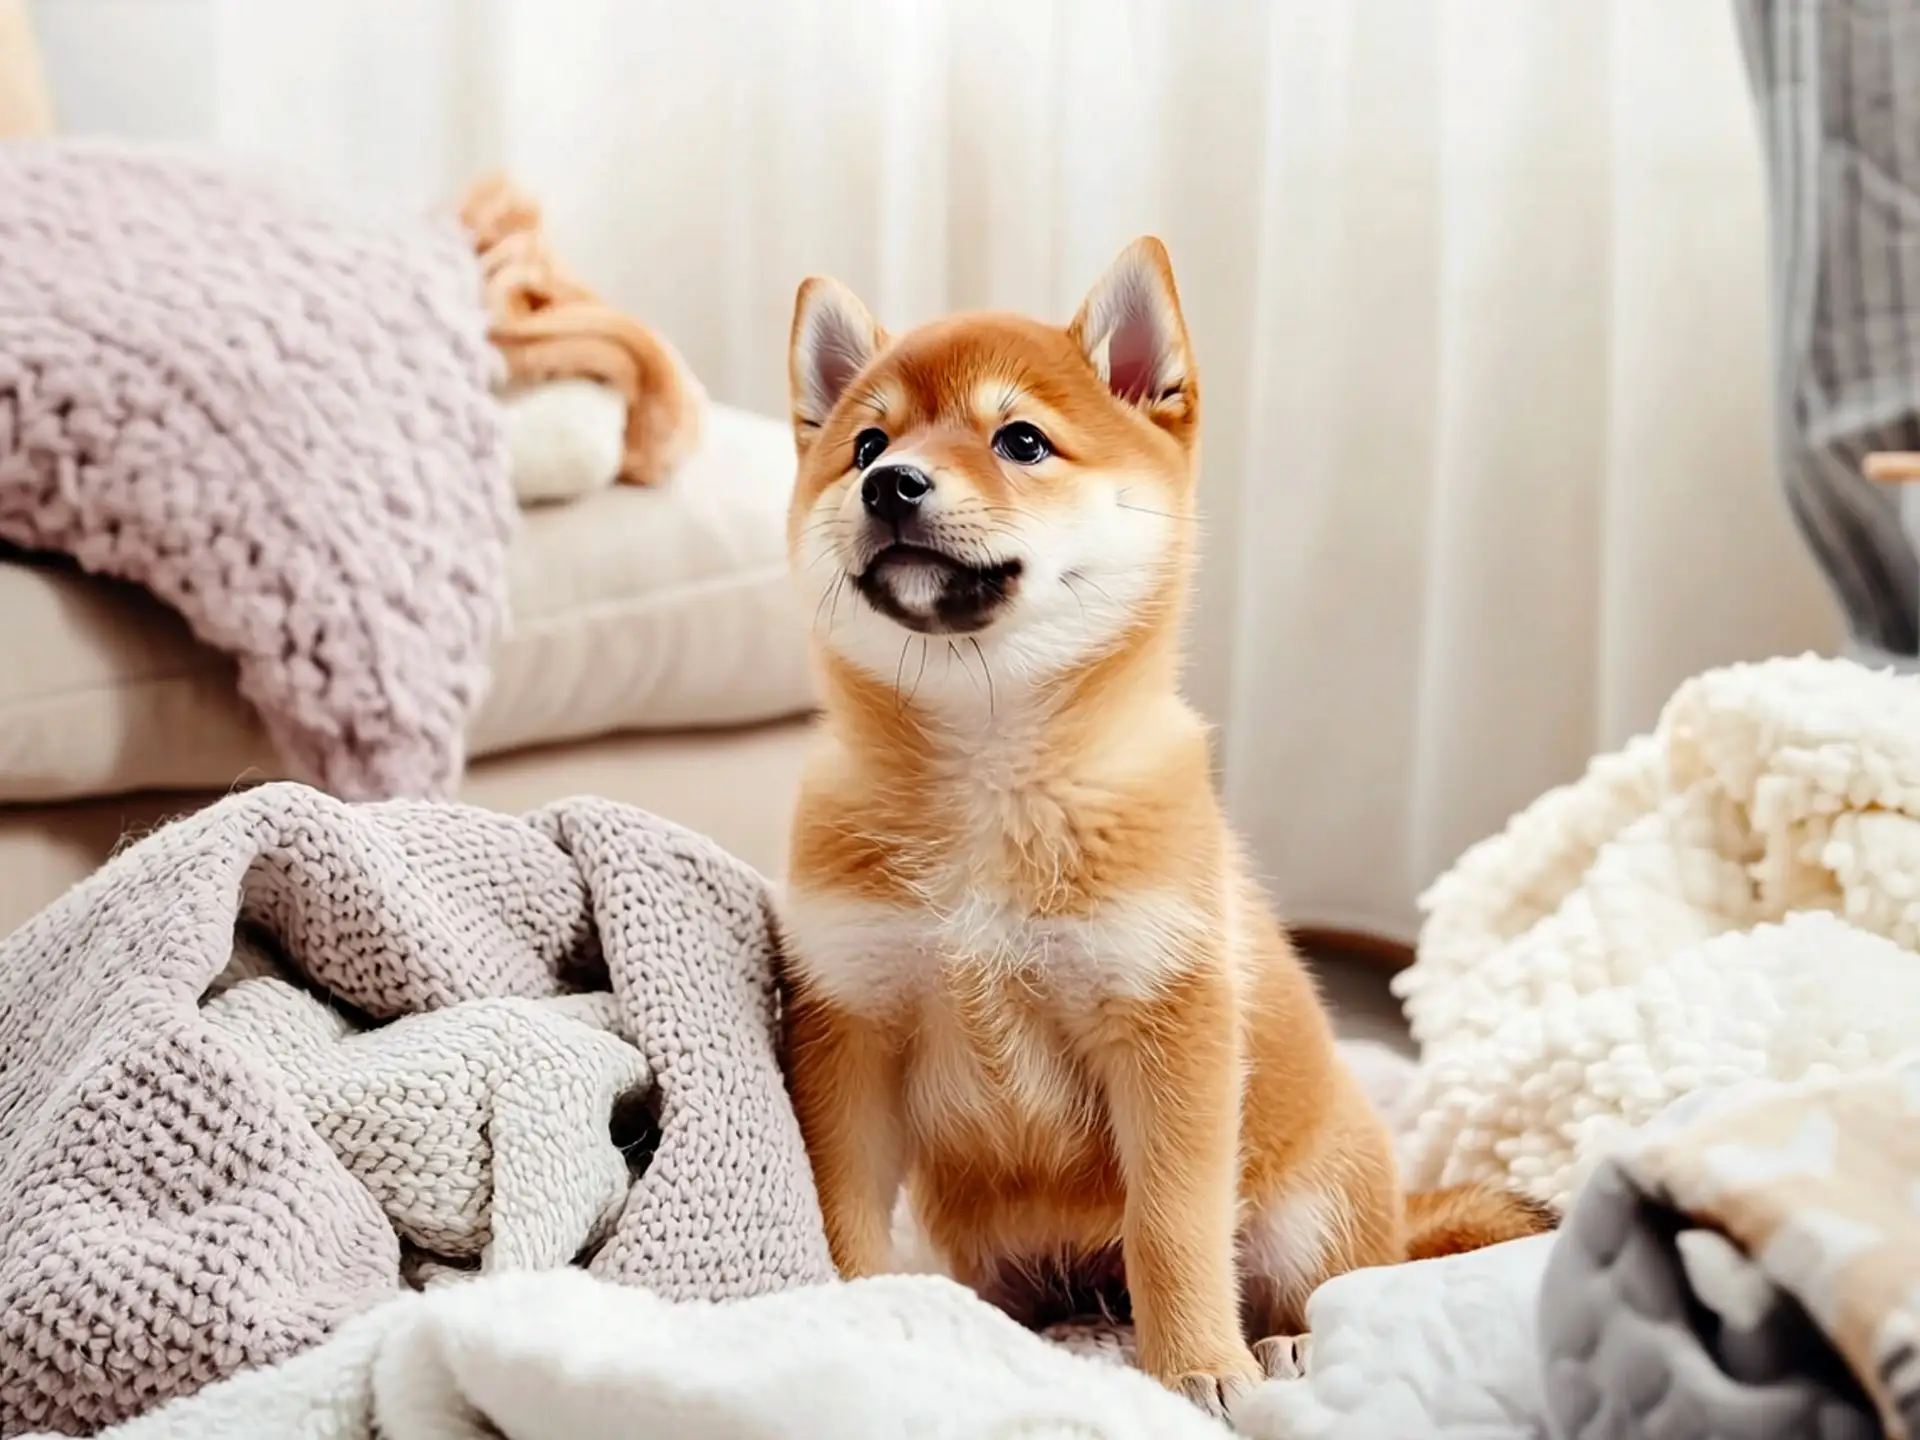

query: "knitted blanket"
left=1391, top=653, right=1920, bottom=1210
left=0, top=784, right=832, bottom=1437
left=0, top=144, right=513, bottom=800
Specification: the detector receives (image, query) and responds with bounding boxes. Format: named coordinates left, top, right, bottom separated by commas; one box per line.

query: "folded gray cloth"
left=1538, top=1160, right=1876, bottom=1440
left=0, top=783, right=832, bottom=1437
left=1541, top=1061, right=1920, bottom=1437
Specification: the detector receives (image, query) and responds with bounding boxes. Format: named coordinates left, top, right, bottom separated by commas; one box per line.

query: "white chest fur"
left=782, top=884, right=1204, bottom=1160
left=780, top=884, right=1207, bottom=1017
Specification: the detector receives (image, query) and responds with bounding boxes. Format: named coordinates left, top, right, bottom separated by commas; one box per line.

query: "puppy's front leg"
left=1092, top=965, right=1260, bottom=1417
left=784, top=984, right=906, bottom=1278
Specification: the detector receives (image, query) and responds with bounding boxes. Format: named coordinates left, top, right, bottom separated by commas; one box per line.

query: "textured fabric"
left=1737, top=0, right=1920, bottom=656
left=14, top=1270, right=1227, bottom=1440
left=0, top=404, right=813, bottom=806
left=202, top=981, right=648, bottom=1273
left=0, top=782, right=831, bottom=1437
left=1233, top=1235, right=1555, bottom=1440
left=1392, top=654, right=1920, bottom=1209
left=0, top=142, right=513, bottom=801
left=1540, top=1136, right=1878, bottom=1440
left=1604, top=1065, right=1920, bottom=1436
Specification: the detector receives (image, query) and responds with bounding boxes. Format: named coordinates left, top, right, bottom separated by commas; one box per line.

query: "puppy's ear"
left=1068, top=237, right=1196, bottom=437
left=790, top=277, right=885, bottom=453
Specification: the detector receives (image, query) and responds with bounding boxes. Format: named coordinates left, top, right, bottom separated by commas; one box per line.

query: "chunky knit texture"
left=0, top=784, right=832, bottom=1437
left=0, top=143, right=513, bottom=800
left=203, top=984, right=648, bottom=1273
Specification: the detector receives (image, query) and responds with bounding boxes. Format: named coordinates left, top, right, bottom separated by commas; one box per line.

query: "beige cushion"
left=0, top=403, right=814, bottom=804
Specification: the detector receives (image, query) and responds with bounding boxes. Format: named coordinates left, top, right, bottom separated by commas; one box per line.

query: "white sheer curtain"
left=35, top=0, right=1841, bottom=940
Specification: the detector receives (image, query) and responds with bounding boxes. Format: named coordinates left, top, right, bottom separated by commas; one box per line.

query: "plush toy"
left=458, top=173, right=706, bottom=505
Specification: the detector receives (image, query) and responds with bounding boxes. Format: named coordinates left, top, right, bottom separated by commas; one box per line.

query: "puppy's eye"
left=992, top=422, right=1053, bottom=466
left=853, top=427, right=889, bottom=470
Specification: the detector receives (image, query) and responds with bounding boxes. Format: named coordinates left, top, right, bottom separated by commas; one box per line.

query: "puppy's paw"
left=1252, top=1332, right=1312, bottom=1381
left=1170, top=1352, right=1264, bottom=1422
left=1175, top=1370, right=1256, bottom=1421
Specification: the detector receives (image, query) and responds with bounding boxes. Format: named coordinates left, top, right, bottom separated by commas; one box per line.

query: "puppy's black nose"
left=861, top=464, right=932, bottom=526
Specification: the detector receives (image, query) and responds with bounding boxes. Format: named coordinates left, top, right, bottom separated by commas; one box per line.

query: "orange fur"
left=777, top=238, right=1550, bottom=1413
left=1404, top=1186, right=1559, bottom=1263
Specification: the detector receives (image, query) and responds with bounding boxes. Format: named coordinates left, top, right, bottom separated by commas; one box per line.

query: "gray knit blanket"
left=0, top=784, right=832, bottom=1437
left=0, top=144, right=513, bottom=800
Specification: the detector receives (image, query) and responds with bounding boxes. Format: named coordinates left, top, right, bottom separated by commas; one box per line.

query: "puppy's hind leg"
left=1237, top=1157, right=1400, bottom=1378
left=1236, top=1188, right=1337, bottom=1377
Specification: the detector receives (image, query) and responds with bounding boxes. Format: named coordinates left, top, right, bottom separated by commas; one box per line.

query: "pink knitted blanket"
left=0, top=145, right=513, bottom=799
left=0, top=784, right=832, bottom=1436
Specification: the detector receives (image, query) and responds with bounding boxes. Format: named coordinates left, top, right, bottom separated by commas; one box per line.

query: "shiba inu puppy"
left=778, top=238, right=1550, bottom=1418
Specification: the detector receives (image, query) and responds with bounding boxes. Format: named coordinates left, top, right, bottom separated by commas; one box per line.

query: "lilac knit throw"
left=0, top=784, right=832, bottom=1437
left=0, top=144, right=513, bottom=800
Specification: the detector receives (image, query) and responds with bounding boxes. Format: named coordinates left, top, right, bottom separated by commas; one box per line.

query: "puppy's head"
left=787, top=238, right=1198, bottom=701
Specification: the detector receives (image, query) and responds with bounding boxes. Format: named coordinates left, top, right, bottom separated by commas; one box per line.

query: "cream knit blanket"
left=0, top=784, right=832, bottom=1437
left=1393, top=654, right=1920, bottom=1210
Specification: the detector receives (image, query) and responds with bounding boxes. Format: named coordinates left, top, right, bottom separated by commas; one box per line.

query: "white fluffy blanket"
left=1392, top=654, right=1920, bottom=1209
left=1234, top=1234, right=1555, bottom=1440
left=31, top=1270, right=1226, bottom=1440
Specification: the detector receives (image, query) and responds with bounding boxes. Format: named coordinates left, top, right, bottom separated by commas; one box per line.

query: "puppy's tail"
left=1403, top=1184, right=1557, bottom=1262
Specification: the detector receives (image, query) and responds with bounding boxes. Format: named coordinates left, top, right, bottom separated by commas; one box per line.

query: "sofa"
left=0, top=2, right=816, bottom=935
left=0, top=400, right=818, bottom=935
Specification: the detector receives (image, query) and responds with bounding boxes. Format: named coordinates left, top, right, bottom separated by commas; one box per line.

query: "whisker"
left=1060, top=572, right=1089, bottom=619
left=1114, top=487, right=1185, bottom=522
left=826, top=573, right=850, bottom=633
left=946, top=639, right=981, bottom=697
left=892, top=638, right=912, bottom=711
left=811, top=572, right=843, bottom=635
left=1067, top=570, right=1119, bottom=607
left=903, top=636, right=931, bottom=708
left=968, top=636, right=996, bottom=718
left=980, top=503, right=1053, bottom=532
